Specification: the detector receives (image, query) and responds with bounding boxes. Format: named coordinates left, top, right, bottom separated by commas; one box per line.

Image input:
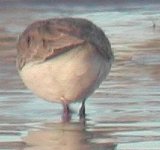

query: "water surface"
left=0, top=2, right=160, bottom=149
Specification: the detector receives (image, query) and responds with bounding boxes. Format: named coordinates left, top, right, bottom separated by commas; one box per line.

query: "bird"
left=16, top=17, right=113, bottom=121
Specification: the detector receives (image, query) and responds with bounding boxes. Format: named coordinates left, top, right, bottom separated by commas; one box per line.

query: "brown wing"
left=41, top=34, right=85, bottom=60
left=17, top=20, right=85, bottom=70
left=17, top=18, right=113, bottom=70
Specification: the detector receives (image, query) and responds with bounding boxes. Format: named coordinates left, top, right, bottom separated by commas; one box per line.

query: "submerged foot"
left=62, top=103, right=71, bottom=122
left=79, top=100, right=86, bottom=119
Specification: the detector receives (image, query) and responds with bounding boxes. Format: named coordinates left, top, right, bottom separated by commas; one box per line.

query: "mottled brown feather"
left=17, top=18, right=113, bottom=70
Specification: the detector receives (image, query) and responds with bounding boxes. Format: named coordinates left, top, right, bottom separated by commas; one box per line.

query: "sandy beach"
left=0, top=1, right=160, bottom=149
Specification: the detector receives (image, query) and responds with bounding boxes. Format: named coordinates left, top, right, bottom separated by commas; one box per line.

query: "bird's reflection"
left=24, top=121, right=117, bottom=150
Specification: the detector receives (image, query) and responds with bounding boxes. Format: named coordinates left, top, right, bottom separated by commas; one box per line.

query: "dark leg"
left=79, top=99, right=86, bottom=119
left=62, top=103, right=71, bottom=122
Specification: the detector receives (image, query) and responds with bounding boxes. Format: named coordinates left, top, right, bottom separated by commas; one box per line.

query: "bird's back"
left=17, top=18, right=113, bottom=70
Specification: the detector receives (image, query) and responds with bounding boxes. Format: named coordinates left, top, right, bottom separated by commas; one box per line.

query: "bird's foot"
left=62, top=103, right=71, bottom=122
left=79, top=102, right=86, bottom=120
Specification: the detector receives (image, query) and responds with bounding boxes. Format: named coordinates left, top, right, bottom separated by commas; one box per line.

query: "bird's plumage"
left=17, top=18, right=113, bottom=70
left=17, top=17, right=113, bottom=119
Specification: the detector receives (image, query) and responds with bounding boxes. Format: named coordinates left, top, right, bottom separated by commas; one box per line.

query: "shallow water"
left=0, top=2, right=160, bottom=149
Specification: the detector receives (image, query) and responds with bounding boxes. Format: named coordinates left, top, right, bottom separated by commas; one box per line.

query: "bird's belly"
left=19, top=45, right=111, bottom=103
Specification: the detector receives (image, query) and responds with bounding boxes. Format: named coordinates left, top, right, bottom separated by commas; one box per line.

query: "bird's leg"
left=62, top=103, right=71, bottom=122
left=79, top=99, right=86, bottom=119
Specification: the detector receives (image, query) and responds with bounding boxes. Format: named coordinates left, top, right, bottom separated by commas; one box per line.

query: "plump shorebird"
left=17, top=18, right=113, bottom=120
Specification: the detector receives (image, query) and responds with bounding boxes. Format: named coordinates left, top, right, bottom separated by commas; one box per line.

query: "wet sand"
left=0, top=2, right=160, bottom=150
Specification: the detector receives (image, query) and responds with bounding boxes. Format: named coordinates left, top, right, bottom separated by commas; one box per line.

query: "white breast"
left=19, top=43, right=111, bottom=104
